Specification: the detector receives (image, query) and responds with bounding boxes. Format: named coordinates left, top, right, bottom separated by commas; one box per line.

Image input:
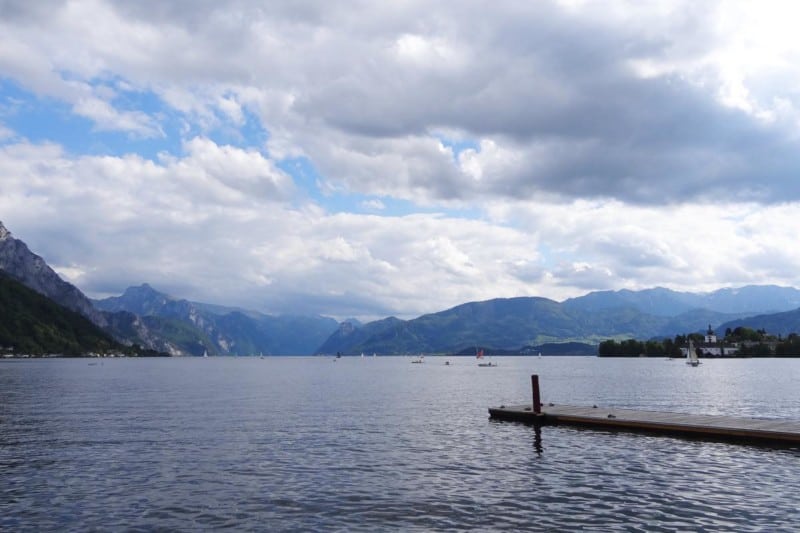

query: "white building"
left=697, top=325, right=739, bottom=356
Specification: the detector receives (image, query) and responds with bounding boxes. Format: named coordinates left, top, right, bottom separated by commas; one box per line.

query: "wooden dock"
left=489, top=376, right=800, bottom=445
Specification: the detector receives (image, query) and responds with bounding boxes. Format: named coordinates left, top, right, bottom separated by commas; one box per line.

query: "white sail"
left=686, top=340, right=700, bottom=366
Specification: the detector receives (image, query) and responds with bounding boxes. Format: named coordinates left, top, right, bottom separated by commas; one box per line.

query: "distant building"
left=696, top=325, right=738, bottom=356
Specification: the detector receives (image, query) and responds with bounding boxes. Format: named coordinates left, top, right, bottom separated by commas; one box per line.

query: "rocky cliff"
left=95, top=283, right=339, bottom=355
left=0, top=221, right=106, bottom=327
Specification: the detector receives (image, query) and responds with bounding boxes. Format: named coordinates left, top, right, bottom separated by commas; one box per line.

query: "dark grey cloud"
left=0, top=0, right=63, bottom=20
left=268, top=2, right=800, bottom=206
left=8, top=0, right=795, bottom=207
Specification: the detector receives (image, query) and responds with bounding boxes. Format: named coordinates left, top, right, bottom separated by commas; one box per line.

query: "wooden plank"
left=488, top=403, right=800, bottom=444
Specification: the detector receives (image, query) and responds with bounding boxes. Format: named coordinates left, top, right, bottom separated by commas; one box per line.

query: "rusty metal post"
left=531, top=374, right=541, bottom=414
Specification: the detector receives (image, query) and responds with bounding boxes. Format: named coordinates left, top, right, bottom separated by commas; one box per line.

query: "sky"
left=2, top=0, right=800, bottom=321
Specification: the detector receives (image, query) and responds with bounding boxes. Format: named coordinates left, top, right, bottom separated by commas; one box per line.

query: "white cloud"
left=393, top=34, right=467, bottom=71
left=0, top=139, right=542, bottom=318
left=3, top=136, right=800, bottom=319
left=0, top=123, right=15, bottom=141
left=217, top=95, right=244, bottom=126
left=360, top=199, right=386, bottom=211
left=73, top=95, right=162, bottom=137
left=488, top=198, right=800, bottom=295
left=3, top=1, right=800, bottom=320
left=319, top=236, right=367, bottom=263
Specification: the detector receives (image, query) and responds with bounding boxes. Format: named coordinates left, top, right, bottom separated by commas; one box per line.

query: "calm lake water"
left=2, top=356, right=800, bottom=531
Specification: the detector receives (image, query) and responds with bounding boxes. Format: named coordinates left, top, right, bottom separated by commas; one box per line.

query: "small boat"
left=411, top=355, right=425, bottom=363
left=476, top=348, right=497, bottom=367
left=686, top=339, right=701, bottom=367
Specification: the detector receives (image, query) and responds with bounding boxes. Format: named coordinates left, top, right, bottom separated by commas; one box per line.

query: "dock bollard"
left=532, top=374, right=541, bottom=414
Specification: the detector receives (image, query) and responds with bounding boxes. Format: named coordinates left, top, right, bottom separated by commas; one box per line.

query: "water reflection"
left=532, top=425, right=543, bottom=455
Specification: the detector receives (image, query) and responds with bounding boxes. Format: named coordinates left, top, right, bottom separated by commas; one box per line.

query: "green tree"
left=775, top=334, right=800, bottom=356
left=738, top=342, right=773, bottom=357
left=731, top=327, right=762, bottom=342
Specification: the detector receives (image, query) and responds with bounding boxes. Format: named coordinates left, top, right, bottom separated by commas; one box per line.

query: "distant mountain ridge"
left=563, top=286, right=800, bottom=316
left=315, top=289, right=800, bottom=355
left=95, top=283, right=173, bottom=316
left=719, top=308, right=800, bottom=337
left=94, top=283, right=339, bottom=355
left=3, top=220, right=800, bottom=357
left=0, top=221, right=338, bottom=355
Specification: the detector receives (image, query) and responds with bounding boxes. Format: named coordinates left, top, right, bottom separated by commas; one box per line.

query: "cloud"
left=4, top=2, right=800, bottom=204
left=0, top=123, right=14, bottom=141
left=73, top=95, right=162, bottom=137
left=360, top=199, right=385, bottom=211
left=490, top=198, right=800, bottom=295
left=0, top=137, right=294, bottom=225
left=3, top=1, right=800, bottom=320
left=0, top=143, right=541, bottom=318
left=3, top=135, right=800, bottom=320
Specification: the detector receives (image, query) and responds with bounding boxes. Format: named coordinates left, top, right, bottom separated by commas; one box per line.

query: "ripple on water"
left=2, top=357, right=800, bottom=531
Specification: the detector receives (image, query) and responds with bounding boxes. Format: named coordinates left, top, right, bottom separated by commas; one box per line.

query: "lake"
left=2, top=356, right=800, bottom=531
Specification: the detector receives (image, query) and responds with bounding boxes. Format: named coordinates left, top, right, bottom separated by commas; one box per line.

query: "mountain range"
left=0, top=221, right=337, bottom=355
left=562, top=286, right=800, bottom=316
left=314, top=292, right=798, bottom=355
left=93, top=284, right=338, bottom=355
left=2, top=219, right=800, bottom=356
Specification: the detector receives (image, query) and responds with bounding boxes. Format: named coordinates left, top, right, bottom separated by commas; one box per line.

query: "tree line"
left=598, top=327, right=800, bottom=357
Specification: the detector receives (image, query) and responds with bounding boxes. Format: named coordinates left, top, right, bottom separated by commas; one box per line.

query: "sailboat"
left=477, top=348, right=496, bottom=367
left=686, top=339, right=701, bottom=366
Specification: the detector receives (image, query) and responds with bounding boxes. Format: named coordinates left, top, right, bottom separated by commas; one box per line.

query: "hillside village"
left=599, top=325, right=800, bottom=357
